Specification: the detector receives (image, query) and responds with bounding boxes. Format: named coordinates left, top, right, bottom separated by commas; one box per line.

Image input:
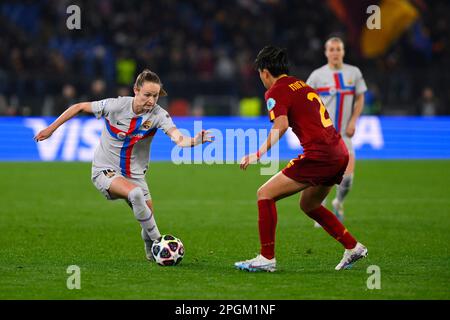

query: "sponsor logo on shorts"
left=103, top=169, right=116, bottom=178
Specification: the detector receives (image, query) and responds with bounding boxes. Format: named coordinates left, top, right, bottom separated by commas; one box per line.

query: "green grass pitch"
left=0, top=160, right=449, bottom=299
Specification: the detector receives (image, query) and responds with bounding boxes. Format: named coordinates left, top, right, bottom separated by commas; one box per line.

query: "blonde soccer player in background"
left=307, top=37, right=367, bottom=224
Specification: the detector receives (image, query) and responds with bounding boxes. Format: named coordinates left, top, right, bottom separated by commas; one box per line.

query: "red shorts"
left=282, top=154, right=349, bottom=186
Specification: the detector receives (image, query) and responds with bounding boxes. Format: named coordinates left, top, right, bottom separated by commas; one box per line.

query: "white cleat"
left=141, top=229, right=155, bottom=261
left=144, top=241, right=154, bottom=261
left=314, top=221, right=322, bottom=228
left=335, top=242, right=368, bottom=270
left=332, top=198, right=344, bottom=222
left=234, top=254, right=277, bottom=272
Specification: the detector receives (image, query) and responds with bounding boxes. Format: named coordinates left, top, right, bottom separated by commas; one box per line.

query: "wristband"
left=256, top=150, right=261, bottom=159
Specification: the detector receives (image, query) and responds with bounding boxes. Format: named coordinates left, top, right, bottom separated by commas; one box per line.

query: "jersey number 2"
left=307, top=92, right=333, bottom=128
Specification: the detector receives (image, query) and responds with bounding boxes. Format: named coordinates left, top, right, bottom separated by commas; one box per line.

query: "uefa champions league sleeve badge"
left=266, top=98, right=276, bottom=111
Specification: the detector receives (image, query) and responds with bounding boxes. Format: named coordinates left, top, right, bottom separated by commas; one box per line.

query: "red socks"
left=257, top=201, right=356, bottom=259
left=257, top=199, right=277, bottom=259
left=306, top=206, right=357, bottom=249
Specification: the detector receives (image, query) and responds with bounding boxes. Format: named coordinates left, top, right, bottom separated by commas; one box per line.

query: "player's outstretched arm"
left=34, top=102, right=93, bottom=142
left=240, top=115, right=289, bottom=170
left=166, top=127, right=213, bottom=147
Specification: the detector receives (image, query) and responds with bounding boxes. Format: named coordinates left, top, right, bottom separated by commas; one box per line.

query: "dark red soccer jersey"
left=265, top=76, right=347, bottom=160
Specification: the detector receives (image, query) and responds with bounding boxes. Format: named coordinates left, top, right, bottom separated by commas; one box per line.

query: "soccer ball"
left=151, top=234, right=184, bottom=266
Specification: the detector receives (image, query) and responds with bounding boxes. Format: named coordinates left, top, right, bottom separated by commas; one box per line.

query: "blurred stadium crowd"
left=0, top=0, right=449, bottom=117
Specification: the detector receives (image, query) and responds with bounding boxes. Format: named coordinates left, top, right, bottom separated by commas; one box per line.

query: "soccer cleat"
left=314, top=221, right=322, bottom=228
left=335, top=242, right=368, bottom=270
left=141, top=229, right=158, bottom=261
left=234, top=254, right=276, bottom=272
left=332, top=198, right=344, bottom=222
left=144, top=240, right=154, bottom=261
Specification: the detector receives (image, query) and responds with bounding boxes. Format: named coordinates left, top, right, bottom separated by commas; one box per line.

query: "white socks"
left=337, top=173, right=354, bottom=202
left=127, top=187, right=161, bottom=241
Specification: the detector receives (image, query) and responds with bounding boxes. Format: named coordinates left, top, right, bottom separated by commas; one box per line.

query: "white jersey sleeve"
left=154, top=108, right=176, bottom=134
left=91, top=98, right=124, bottom=119
left=354, top=67, right=368, bottom=96
left=306, top=70, right=319, bottom=88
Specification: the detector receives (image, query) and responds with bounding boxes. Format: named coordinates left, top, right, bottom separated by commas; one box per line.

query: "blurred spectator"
left=53, top=84, right=78, bottom=115
left=191, top=104, right=205, bottom=117
left=168, top=99, right=190, bottom=116
left=196, top=47, right=215, bottom=80
left=418, top=87, right=440, bottom=116
left=21, top=106, right=32, bottom=116
left=363, top=83, right=381, bottom=115
left=116, top=51, right=137, bottom=86
left=88, top=79, right=107, bottom=101
left=0, top=94, right=7, bottom=115
left=0, top=95, right=20, bottom=116
left=0, top=0, right=448, bottom=115
left=117, top=86, right=131, bottom=97
left=215, top=49, right=236, bottom=80
left=239, top=97, right=261, bottom=117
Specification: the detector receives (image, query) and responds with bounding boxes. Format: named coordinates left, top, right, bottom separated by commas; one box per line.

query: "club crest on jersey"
left=267, top=98, right=276, bottom=111
left=117, top=132, right=127, bottom=140
left=142, top=120, right=152, bottom=130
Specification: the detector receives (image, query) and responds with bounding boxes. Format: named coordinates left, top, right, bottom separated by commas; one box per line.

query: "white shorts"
left=91, top=169, right=151, bottom=201
left=342, top=135, right=355, bottom=155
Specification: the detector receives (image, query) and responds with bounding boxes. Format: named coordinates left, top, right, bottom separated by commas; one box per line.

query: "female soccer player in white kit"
left=307, top=37, right=367, bottom=223
left=34, top=69, right=212, bottom=261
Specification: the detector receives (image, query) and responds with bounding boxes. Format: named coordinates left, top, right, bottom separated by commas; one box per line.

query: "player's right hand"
left=34, top=127, right=54, bottom=142
left=240, top=153, right=259, bottom=170
left=345, top=121, right=356, bottom=138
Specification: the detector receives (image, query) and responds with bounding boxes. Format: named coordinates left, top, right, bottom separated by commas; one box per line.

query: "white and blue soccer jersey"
left=91, top=96, right=175, bottom=178
left=306, top=64, right=367, bottom=135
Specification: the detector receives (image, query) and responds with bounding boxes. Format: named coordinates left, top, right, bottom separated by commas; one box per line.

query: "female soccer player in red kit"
left=235, top=46, right=367, bottom=272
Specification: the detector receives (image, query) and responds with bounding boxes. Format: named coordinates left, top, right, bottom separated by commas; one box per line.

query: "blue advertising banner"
left=0, top=116, right=449, bottom=162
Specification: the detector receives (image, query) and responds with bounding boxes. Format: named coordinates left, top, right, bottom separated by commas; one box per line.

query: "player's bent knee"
left=128, top=187, right=145, bottom=204
left=300, top=200, right=320, bottom=214
left=146, top=200, right=154, bottom=212
left=299, top=201, right=308, bottom=213
left=257, top=186, right=273, bottom=200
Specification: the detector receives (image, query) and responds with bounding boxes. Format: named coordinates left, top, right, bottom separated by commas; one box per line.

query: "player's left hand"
left=195, top=130, right=214, bottom=145
left=345, top=121, right=356, bottom=138
left=240, top=153, right=259, bottom=170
